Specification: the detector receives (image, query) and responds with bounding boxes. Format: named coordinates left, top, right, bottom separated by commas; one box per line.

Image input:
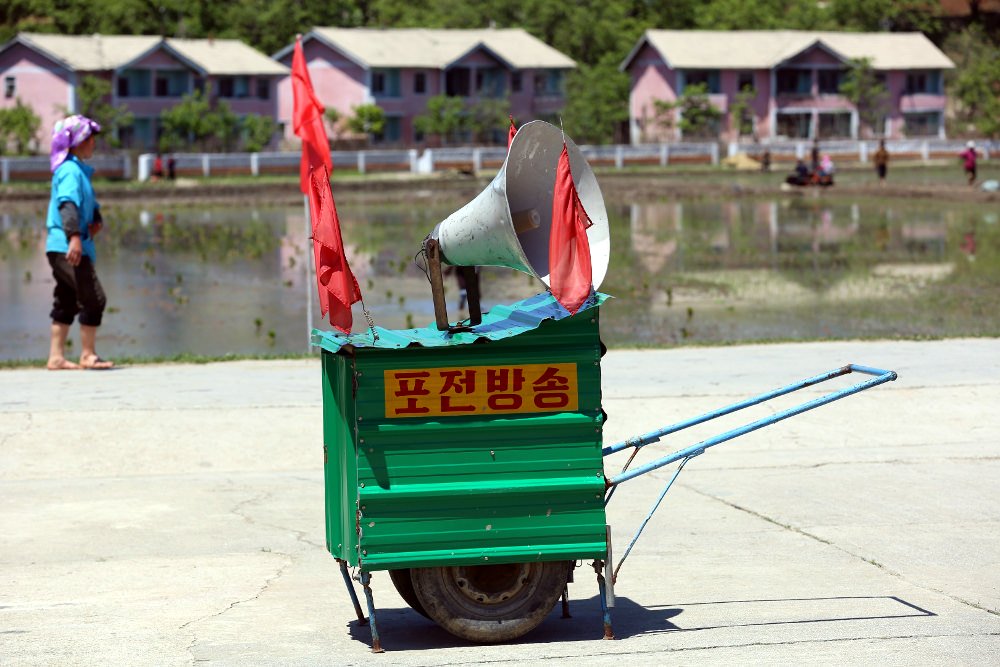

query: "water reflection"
left=1, top=195, right=997, bottom=361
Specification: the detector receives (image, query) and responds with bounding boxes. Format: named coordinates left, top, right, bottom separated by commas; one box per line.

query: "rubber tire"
left=409, top=561, right=571, bottom=643
left=388, top=568, right=431, bottom=618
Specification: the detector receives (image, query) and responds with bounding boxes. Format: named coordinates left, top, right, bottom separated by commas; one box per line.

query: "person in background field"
left=818, top=153, right=835, bottom=182
left=810, top=139, right=820, bottom=175
left=44, top=114, right=114, bottom=370
left=152, top=153, right=164, bottom=181
left=873, top=140, right=889, bottom=187
left=786, top=159, right=810, bottom=186
left=167, top=154, right=176, bottom=180
left=960, top=141, right=977, bottom=186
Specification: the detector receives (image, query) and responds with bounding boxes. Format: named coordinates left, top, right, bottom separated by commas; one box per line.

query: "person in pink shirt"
left=960, top=141, right=977, bottom=186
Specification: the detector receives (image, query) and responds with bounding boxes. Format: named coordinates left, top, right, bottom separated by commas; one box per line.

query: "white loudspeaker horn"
left=428, top=120, right=610, bottom=290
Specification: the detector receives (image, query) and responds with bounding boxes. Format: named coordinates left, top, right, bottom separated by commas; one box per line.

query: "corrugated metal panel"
left=321, top=352, right=359, bottom=562
left=312, top=291, right=609, bottom=353
left=321, top=294, right=608, bottom=572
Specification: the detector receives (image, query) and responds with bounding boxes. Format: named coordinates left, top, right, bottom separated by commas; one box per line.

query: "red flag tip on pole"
left=307, top=166, right=361, bottom=333
left=292, top=37, right=332, bottom=193
left=548, top=144, right=593, bottom=314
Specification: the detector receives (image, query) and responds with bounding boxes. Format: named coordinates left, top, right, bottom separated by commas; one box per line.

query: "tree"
left=0, top=98, right=41, bottom=154
left=561, top=55, right=630, bottom=144
left=467, top=96, right=509, bottom=144
left=693, top=0, right=829, bottom=30
left=324, top=107, right=343, bottom=139
left=413, top=94, right=466, bottom=145
left=212, top=100, right=240, bottom=151
left=945, top=26, right=1000, bottom=139
left=728, top=84, right=756, bottom=139
left=653, top=83, right=722, bottom=139
left=75, top=75, right=133, bottom=149
left=158, top=90, right=239, bottom=152
left=825, top=0, right=939, bottom=34
left=240, top=113, right=276, bottom=152
left=839, top=58, right=889, bottom=138
left=347, top=103, right=385, bottom=144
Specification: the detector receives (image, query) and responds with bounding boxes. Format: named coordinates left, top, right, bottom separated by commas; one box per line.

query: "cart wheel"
left=388, top=569, right=430, bottom=618
left=409, top=561, right=572, bottom=643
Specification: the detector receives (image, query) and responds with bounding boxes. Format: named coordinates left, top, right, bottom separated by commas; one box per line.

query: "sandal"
left=47, top=358, right=81, bottom=371
left=80, top=354, right=114, bottom=370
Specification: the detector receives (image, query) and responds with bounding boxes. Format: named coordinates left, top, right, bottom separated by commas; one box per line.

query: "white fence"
left=0, top=139, right=991, bottom=183
left=0, top=154, right=133, bottom=183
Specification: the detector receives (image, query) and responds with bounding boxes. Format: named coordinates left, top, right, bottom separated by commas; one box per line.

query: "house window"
left=446, top=68, right=471, bottom=96
left=4, top=76, right=14, bottom=98
left=817, top=69, right=845, bottom=95
left=511, top=72, right=522, bottom=93
left=533, top=70, right=565, bottom=96
left=414, top=72, right=426, bottom=94
left=374, top=116, right=401, bottom=144
left=736, top=71, right=755, bottom=92
left=905, top=71, right=941, bottom=94
left=256, top=79, right=270, bottom=100
left=194, top=77, right=205, bottom=94
left=217, top=76, right=250, bottom=98
left=904, top=111, right=941, bottom=136
left=119, top=117, right=154, bottom=149
left=154, top=70, right=189, bottom=97
left=117, top=69, right=151, bottom=98
left=818, top=111, right=852, bottom=138
left=679, top=70, right=721, bottom=94
left=776, top=69, right=812, bottom=95
left=371, top=69, right=400, bottom=97
left=776, top=112, right=812, bottom=139
left=475, top=67, right=504, bottom=97
left=682, top=115, right=721, bottom=139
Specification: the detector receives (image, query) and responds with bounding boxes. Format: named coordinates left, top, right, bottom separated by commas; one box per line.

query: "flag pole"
left=304, top=193, right=313, bottom=351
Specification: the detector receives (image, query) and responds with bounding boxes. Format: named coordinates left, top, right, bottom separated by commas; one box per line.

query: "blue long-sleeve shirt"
left=45, top=155, right=101, bottom=262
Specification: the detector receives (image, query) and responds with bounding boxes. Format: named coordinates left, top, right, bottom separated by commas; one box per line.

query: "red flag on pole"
left=308, top=166, right=361, bottom=333
left=507, top=115, right=517, bottom=150
left=291, top=36, right=332, bottom=194
left=548, top=144, right=593, bottom=314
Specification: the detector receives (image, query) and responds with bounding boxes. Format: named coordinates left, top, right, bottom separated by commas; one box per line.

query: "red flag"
left=548, top=144, right=593, bottom=314
left=292, top=36, right=332, bottom=194
left=507, top=115, right=517, bottom=150
left=308, top=166, right=361, bottom=333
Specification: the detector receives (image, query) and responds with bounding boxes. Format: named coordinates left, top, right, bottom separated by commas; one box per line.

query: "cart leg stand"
left=359, top=571, right=385, bottom=653
left=594, top=560, right=615, bottom=640
left=561, top=586, right=572, bottom=619
left=336, top=559, right=368, bottom=626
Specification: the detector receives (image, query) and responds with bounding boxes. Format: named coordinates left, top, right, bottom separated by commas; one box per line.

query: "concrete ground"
left=1, top=339, right=998, bottom=665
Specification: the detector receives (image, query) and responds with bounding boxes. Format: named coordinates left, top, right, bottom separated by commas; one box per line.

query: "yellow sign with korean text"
left=383, top=363, right=579, bottom=418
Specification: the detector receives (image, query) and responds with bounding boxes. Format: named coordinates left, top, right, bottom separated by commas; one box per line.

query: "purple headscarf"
left=50, top=114, right=101, bottom=172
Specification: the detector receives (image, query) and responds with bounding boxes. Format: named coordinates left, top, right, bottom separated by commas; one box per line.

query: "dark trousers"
left=47, top=252, right=106, bottom=327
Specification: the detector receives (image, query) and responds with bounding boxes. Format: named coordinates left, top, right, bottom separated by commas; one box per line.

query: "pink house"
left=0, top=33, right=288, bottom=151
left=273, top=28, right=576, bottom=146
left=621, top=30, right=955, bottom=144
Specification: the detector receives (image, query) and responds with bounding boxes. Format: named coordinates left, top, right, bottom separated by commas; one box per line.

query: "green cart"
left=314, top=292, right=611, bottom=649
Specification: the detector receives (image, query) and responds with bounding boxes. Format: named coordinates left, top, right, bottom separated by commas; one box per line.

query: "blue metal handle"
left=606, top=364, right=897, bottom=487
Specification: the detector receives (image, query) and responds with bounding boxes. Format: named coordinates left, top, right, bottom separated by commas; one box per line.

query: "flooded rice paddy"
left=1, top=191, right=998, bottom=361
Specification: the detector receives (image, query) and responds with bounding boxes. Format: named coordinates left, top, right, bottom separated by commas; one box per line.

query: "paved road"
left=2, top=339, right=998, bottom=665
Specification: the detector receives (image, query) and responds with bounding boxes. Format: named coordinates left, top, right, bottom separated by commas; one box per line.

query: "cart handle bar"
left=605, top=364, right=896, bottom=488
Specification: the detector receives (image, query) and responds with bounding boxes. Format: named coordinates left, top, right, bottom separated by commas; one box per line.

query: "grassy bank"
left=1, top=160, right=996, bottom=207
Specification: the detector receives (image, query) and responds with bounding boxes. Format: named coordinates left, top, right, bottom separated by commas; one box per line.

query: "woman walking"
left=44, top=114, right=114, bottom=370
